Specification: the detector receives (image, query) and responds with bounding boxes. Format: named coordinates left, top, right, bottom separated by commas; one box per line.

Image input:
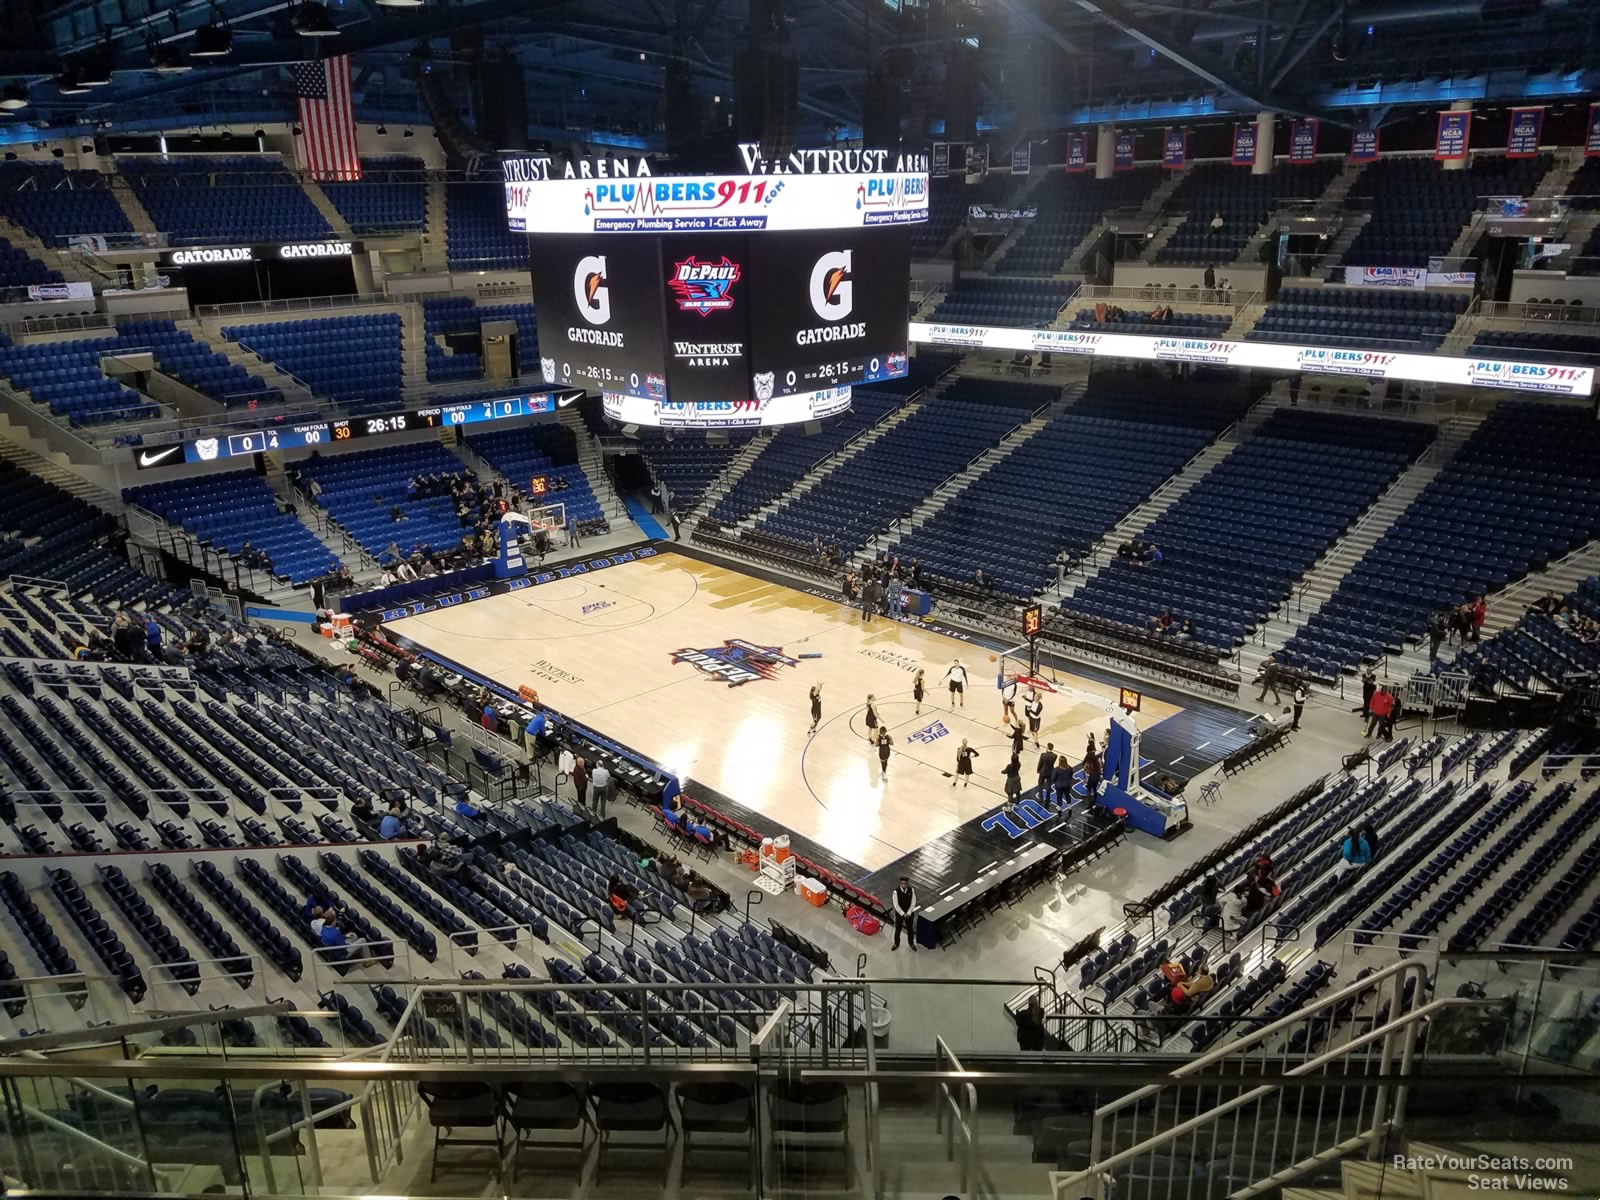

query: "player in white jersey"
left=943, top=659, right=968, bottom=707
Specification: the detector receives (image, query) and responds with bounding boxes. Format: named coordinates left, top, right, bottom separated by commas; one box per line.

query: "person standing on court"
left=1083, top=743, right=1103, bottom=797
left=1036, top=742, right=1057, bottom=799
left=876, top=726, right=892, bottom=778
left=1010, top=718, right=1025, bottom=760
left=859, top=577, right=875, bottom=624
left=1051, top=754, right=1075, bottom=808
left=808, top=683, right=823, bottom=735
left=1003, top=754, right=1023, bottom=808
left=952, top=739, right=978, bottom=787
left=1292, top=683, right=1308, bottom=731
left=890, top=876, right=919, bottom=952
left=912, top=668, right=926, bottom=714
left=863, top=694, right=879, bottom=742
left=1024, top=689, right=1044, bottom=747
left=572, top=755, right=589, bottom=808
left=944, top=658, right=968, bottom=708
left=591, top=759, right=612, bottom=818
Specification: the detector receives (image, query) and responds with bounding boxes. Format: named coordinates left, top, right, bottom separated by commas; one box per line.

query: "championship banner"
left=1506, top=107, right=1543, bottom=158
left=932, top=143, right=950, bottom=178
left=1588, top=104, right=1600, bottom=156
left=1231, top=122, right=1257, bottom=166
left=1011, top=143, right=1032, bottom=175
left=1161, top=127, right=1187, bottom=169
left=1066, top=132, right=1090, bottom=173
left=1113, top=130, right=1136, bottom=170
left=1289, top=120, right=1318, bottom=163
left=1350, top=128, right=1380, bottom=161
left=966, top=143, right=989, bottom=179
left=906, top=322, right=1595, bottom=398
left=1435, top=110, right=1470, bottom=161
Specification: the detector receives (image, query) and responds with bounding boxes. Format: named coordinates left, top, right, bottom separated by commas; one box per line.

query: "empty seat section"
left=319, top=157, right=427, bottom=234
left=120, top=156, right=334, bottom=245
left=125, top=470, right=341, bottom=586
left=999, top=168, right=1163, bottom=275
left=1341, top=154, right=1549, bottom=270
left=1249, top=287, right=1469, bottom=353
left=0, top=329, right=159, bottom=426
left=0, top=161, right=133, bottom=242
left=1157, top=159, right=1340, bottom=265
left=1066, top=410, right=1434, bottom=656
left=1282, top=402, right=1600, bottom=680
left=221, top=313, right=403, bottom=415
left=294, top=442, right=482, bottom=560
left=447, top=167, right=526, bottom=269
left=931, top=277, right=1078, bottom=327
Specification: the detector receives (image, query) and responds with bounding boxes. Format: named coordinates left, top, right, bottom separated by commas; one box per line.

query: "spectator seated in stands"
left=1165, top=962, right=1214, bottom=1014
left=378, top=803, right=409, bottom=839
left=1337, top=826, right=1373, bottom=873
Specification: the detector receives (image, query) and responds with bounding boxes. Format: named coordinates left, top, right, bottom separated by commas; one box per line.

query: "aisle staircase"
left=689, top=433, right=771, bottom=518
left=110, top=182, right=160, bottom=237
left=1238, top=415, right=1478, bottom=683
left=556, top=406, right=628, bottom=520
left=422, top=179, right=449, bottom=270
left=731, top=389, right=933, bottom=532
left=299, top=180, right=354, bottom=241
left=853, top=395, right=1068, bottom=564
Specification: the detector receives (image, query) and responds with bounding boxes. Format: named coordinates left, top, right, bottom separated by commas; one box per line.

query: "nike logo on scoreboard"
left=137, top=446, right=182, bottom=468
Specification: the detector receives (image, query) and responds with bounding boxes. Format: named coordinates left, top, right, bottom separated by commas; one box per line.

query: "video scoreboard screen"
left=529, top=236, right=666, bottom=401
left=131, top=391, right=576, bottom=470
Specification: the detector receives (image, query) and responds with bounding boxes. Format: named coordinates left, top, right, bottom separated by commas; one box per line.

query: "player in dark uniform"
left=876, top=726, right=892, bottom=778
left=944, top=659, right=968, bottom=708
left=808, top=683, right=823, bottom=735
left=952, top=739, right=978, bottom=787
left=912, top=668, right=926, bottom=714
left=1024, top=689, right=1044, bottom=747
left=863, top=694, right=879, bottom=741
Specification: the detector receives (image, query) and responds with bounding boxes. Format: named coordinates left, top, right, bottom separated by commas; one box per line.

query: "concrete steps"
left=1474, top=537, right=1600, bottom=640
left=736, top=391, right=931, bottom=532
left=423, top=179, right=449, bottom=270
left=1318, top=212, right=1373, bottom=275
left=1239, top=415, right=1478, bottom=679
left=1533, top=147, right=1584, bottom=199
left=0, top=431, right=119, bottom=511
left=691, top=433, right=770, bottom=517
left=0, top=216, right=96, bottom=285
left=556, top=406, right=628, bottom=518
left=111, top=183, right=160, bottom=236
left=1139, top=215, right=1186, bottom=262
left=300, top=179, right=354, bottom=240
left=1059, top=438, right=1239, bottom=602
left=854, top=402, right=1061, bottom=562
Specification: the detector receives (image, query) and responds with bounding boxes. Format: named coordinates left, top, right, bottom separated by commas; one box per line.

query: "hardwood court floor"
left=390, top=555, right=1183, bottom=871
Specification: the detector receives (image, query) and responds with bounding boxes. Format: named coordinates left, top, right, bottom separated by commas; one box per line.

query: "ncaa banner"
left=1011, top=143, right=1032, bottom=175
left=1161, top=127, right=1187, bottom=169
left=1066, top=132, right=1091, bottom=173
left=1435, top=110, right=1470, bottom=160
left=966, top=143, right=989, bottom=179
left=1289, top=120, right=1318, bottom=163
left=1506, top=107, right=1543, bottom=158
left=1113, top=130, right=1136, bottom=170
left=1350, top=128, right=1380, bottom=161
left=1588, top=104, right=1600, bottom=156
left=931, top=143, right=950, bottom=178
left=1231, top=122, right=1257, bottom=166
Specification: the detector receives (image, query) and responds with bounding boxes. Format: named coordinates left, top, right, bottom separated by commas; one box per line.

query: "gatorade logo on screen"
left=574, top=255, right=611, bottom=324
left=807, top=250, right=854, bottom=320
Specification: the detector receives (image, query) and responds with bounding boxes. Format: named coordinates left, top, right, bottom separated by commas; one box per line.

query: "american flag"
left=293, top=57, right=361, bottom=181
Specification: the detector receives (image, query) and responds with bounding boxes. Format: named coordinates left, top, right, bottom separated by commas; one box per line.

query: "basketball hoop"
left=1015, top=674, right=1057, bottom=694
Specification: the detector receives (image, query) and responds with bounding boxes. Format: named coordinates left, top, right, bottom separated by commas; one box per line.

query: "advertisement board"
left=530, top=235, right=667, bottom=400
left=907, top=321, right=1594, bottom=397
left=746, top=227, right=911, bottom=399
left=504, top=147, right=929, bottom=234
left=601, top=386, right=851, bottom=429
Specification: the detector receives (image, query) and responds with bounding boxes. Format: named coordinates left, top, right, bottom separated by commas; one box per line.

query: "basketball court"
left=381, top=551, right=1236, bottom=877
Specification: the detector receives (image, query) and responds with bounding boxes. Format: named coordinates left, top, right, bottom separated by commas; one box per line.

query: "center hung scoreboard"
left=503, top=143, right=929, bottom=428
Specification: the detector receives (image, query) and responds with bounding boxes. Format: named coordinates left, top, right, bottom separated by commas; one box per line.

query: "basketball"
left=989, top=654, right=997, bottom=662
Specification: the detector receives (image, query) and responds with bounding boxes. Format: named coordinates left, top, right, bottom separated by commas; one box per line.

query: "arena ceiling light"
left=0, top=83, right=27, bottom=111
left=148, top=36, right=191, bottom=74
left=54, top=68, right=89, bottom=95
left=375, top=0, right=425, bottom=7
left=292, top=2, right=341, bottom=37
left=192, top=15, right=234, bottom=57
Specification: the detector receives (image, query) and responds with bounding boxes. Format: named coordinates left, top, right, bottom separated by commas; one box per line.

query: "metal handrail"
left=934, top=1035, right=979, bottom=1196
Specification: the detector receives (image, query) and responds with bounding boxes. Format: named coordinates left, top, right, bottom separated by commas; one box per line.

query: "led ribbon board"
left=907, top=323, right=1597, bottom=398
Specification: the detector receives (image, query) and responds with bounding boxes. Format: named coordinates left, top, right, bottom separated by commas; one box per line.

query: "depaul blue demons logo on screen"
left=671, top=639, right=798, bottom=686
left=669, top=257, right=741, bottom=315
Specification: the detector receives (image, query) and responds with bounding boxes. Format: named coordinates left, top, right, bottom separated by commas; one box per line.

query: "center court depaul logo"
left=670, top=639, right=798, bottom=686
